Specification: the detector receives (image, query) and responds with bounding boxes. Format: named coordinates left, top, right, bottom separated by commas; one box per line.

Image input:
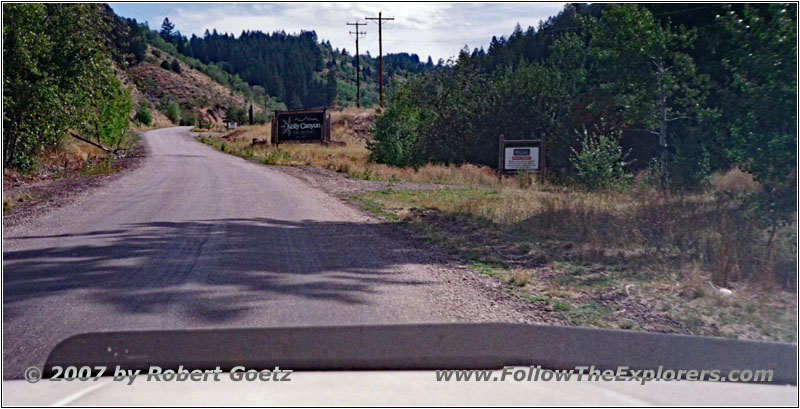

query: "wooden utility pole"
left=365, top=12, right=394, bottom=108
left=346, top=21, right=366, bottom=108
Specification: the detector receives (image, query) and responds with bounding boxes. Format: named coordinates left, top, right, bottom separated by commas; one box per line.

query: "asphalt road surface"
left=3, top=127, right=519, bottom=379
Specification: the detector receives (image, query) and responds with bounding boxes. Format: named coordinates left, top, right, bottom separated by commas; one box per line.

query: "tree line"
left=371, top=2, right=796, bottom=226
left=157, top=18, right=433, bottom=108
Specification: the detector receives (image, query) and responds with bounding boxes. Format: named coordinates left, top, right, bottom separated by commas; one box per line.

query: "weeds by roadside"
left=3, top=137, right=144, bottom=219
left=350, top=187, right=797, bottom=342
left=195, top=124, right=547, bottom=188
left=3, top=194, right=35, bottom=213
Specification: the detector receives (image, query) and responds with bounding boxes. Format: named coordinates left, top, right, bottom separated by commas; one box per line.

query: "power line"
left=365, top=11, right=394, bottom=108
left=653, top=4, right=726, bottom=17
left=346, top=21, right=366, bottom=108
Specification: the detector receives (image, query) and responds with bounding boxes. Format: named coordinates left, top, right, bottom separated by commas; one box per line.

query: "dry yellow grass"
left=353, top=183, right=797, bottom=341
left=357, top=176, right=795, bottom=287
left=196, top=119, right=542, bottom=189
left=710, top=167, right=762, bottom=194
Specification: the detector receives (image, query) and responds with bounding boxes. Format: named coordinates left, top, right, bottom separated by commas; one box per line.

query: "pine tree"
left=160, top=17, right=175, bottom=42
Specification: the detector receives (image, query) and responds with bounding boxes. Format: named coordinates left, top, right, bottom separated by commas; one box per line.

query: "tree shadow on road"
left=3, top=218, right=444, bottom=323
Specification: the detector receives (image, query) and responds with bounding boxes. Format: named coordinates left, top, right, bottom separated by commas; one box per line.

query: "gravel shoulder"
left=272, top=164, right=549, bottom=325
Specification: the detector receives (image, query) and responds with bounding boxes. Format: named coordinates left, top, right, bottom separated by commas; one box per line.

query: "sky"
left=109, top=2, right=567, bottom=62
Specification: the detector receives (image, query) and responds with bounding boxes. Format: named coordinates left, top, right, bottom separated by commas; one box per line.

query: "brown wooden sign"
left=271, top=107, right=331, bottom=144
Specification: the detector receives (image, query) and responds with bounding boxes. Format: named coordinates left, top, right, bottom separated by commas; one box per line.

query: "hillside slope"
left=159, top=23, right=434, bottom=109
left=124, top=45, right=264, bottom=125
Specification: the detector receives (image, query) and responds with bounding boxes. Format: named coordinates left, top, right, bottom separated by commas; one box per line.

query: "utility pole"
left=365, top=12, right=394, bottom=108
left=346, top=21, right=366, bottom=108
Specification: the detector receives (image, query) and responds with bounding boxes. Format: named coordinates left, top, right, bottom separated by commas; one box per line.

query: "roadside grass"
left=3, top=131, right=142, bottom=215
left=351, top=187, right=797, bottom=342
left=195, top=123, right=530, bottom=188
left=80, top=156, right=118, bottom=175
left=3, top=194, right=33, bottom=213
left=2, top=193, right=53, bottom=213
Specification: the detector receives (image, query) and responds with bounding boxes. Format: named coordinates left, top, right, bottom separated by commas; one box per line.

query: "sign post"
left=271, top=107, right=331, bottom=145
left=497, top=134, right=545, bottom=179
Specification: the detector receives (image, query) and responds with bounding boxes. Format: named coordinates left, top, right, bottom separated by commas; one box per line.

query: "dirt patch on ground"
left=221, top=128, right=247, bottom=140
left=3, top=145, right=144, bottom=228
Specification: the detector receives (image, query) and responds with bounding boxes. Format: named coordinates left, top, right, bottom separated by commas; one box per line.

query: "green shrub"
left=368, top=86, right=426, bottom=167
left=223, top=105, right=247, bottom=124
left=170, top=59, right=181, bottom=74
left=165, top=100, right=181, bottom=124
left=135, top=103, right=152, bottom=126
left=160, top=60, right=170, bottom=70
left=92, top=81, right=132, bottom=148
left=3, top=3, right=133, bottom=170
left=179, top=109, right=197, bottom=126
left=253, top=111, right=271, bottom=124
left=570, top=127, right=633, bottom=191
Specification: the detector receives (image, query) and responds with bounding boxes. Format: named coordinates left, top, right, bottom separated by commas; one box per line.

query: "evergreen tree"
left=160, top=17, right=175, bottom=42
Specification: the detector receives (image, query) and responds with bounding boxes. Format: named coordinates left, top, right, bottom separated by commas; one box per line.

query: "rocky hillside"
left=122, top=45, right=265, bottom=125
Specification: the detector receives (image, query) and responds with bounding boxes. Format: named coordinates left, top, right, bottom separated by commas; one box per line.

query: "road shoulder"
left=3, top=142, right=146, bottom=229
left=272, top=164, right=556, bottom=325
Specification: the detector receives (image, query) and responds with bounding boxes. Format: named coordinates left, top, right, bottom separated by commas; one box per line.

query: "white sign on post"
left=504, top=146, right=539, bottom=171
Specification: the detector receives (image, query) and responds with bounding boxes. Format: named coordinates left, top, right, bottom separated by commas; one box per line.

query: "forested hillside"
left=159, top=20, right=433, bottom=108
left=372, top=3, right=795, bottom=197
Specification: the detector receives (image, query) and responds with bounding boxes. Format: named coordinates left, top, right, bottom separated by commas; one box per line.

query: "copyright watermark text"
left=24, top=365, right=292, bottom=384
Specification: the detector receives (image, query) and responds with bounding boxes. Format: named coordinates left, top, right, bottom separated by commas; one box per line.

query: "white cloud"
left=110, top=2, right=566, bottom=61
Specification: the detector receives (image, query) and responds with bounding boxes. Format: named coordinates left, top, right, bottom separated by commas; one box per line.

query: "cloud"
left=109, top=2, right=566, bottom=61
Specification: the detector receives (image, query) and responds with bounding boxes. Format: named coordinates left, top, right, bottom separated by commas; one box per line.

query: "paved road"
left=3, top=127, right=517, bottom=379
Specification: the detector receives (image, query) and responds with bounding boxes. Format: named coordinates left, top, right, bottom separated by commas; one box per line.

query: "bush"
left=160, top=60, right=170, bottom=70
left=170, top=59, right=181, bottom=74
left=570, top=127, right=633, bottom=191
left=135, top=103, right=152, bottom=126
left=253, top=111, right=271, bottom=124
left=179, top=109, right=197, bottom=126
left=81, top=68, right=132, bottom=148
left=3, top=4, right=132, bottom=170
left=223, top=105, right=247, bottom=124
left=165, top=100, right=181, bottom=124
left=369, top=86, right=427, bottom=167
